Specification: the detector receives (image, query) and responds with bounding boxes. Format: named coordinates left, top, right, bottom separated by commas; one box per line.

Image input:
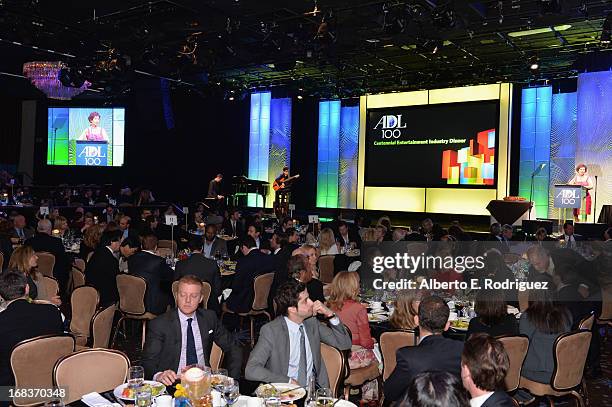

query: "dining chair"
left=221, top=272, right=274, bottom=347
left=497, top=334, right=529, bottom=392
left=210, top=341, right=224, bottom=371
left=73, top=257, right=86, bottom=272
left=39, top=275, right=60, bottom=302
left=321, top=343, right=348, bottom=399
left=71, top=266, right=86, bottom=290
left=158, top=239, right=177, bottom=255
left=76, top=304, right=117, bottom=350
left=11, top=334, right=75, bottom=406
left=318, top=255, right=335, bottom=284
left=36, top=252, right=56, bottom=278
left=518, top=330, right=591, bottom=407
left=380, top=330, right=417, bottom=381
left=53, top=348, right=130, bottom=404
left=112, top=274, right=158, bottom=349
left=70, top=286, right=100, bottom=347
left=517, top=289, right=529, bottom=312
left=172, top=280, right=211, bottom=309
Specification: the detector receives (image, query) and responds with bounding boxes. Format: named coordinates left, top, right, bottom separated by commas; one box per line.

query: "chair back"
left=252, top=272, right=274, bottom=311
left=551, top=330, right=591, bottom=391
left=54, top=348, right=130, bottom=404
left=578, top=313, right=595, bottom=331
left=71, top=267, right=86, bottom=289
left=210, top=342, right=224, bottom=371
left=321, top=343, right=346, bottom=398
left=380, top=330, right=416, bottom=381
left=172, top=280, right=211, bottom=309
left=11, top=334, right=75, bottom=406
left=157, top=247, right=174, bottom=258
left=74, top=258, right=86, bottom=272
left=116, top=274, right=148, bottom=315
left=497, top=334, right=529, bottom=392
left=36, top=252, right=56, bottom=278
left=70, top=286, right=100, bottom=341
left=91, top=304, right=117, bottom=348
left=319, top=255, right=335, bottom=284
left=518, top=289, right=529, bottom=312
left=39, top=275, right=59, bottom=301
left=158, top=239, right=177, bottom=254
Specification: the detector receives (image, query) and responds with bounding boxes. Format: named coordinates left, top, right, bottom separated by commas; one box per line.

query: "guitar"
left=273, top=174, right=300, bottom=191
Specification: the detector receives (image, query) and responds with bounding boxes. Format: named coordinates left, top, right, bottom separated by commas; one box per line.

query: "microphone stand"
left=593, top=176, right=598, bottom=224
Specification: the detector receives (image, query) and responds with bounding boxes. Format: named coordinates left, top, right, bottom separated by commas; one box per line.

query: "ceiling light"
left=529, top=56, right=540, bottom=71
left=297, top=95, right=303, bottom=99
left=508, top=24, right=571, bottom=37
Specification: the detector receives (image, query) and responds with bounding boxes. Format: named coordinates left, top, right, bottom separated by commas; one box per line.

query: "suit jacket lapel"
left=305, top=319, right=320, bottom=373
left=278, top=318, right=290, bottom=374
left=170, top=311, right=183, bottom=369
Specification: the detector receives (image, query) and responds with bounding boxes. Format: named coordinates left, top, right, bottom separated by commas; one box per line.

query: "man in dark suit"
left=119, top=215, right=140, bottom=241
left=207, top=174, right=224, bottom=200
left=384, top=295, right=464, bottom=402
left=128, top=233, right=174, bottom=315
left=222, top=209, right=244, bottom=238
left=269, top=232, right=292, bottom=307
left=288, top=255, right=324, bottom=303
left=560, top=222, right=584, bottom=248
left=85, top=230, right=122, bottom=307
left=24, top=219, right=70, bottom=295
left=142, top=275, right=242, bottom=383
left=202, top=225, right=228, bottom=259
left=461, top=333, right=516, bottom=407
left=245, top=279, right=352, bottom=386
left=10, top=214, right=34, bottom=243
left=0, top=272, right=64, bottom=385
left=337, top=221, right=362, bottom=250
left=174, top=237, right=222, bottom=312
left=225, top=236, right=275, bottom=314
left=247, top=223, right=271, bottom=253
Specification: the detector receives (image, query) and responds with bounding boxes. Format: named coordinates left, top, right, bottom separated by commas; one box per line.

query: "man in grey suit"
left=202, top=224, right=228, bottom=258
left=245, top=280, right=352, bottom=387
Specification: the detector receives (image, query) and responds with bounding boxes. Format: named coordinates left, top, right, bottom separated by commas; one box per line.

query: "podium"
left=553, top=184, right=586, bottom=224
left=76, top=140, right=108, bottom=166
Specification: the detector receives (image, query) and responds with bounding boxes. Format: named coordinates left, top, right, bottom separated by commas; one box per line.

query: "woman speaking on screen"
left=77, top=111, right=109, bottom=142
left=568, top=163, right=593, bottom=222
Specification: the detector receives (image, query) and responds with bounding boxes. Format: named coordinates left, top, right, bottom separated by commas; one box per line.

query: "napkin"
left=81, top=392, right=120, bottom=407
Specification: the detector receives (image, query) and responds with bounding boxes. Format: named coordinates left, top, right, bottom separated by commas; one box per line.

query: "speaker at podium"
left=75, top=140, right=108, bottom=166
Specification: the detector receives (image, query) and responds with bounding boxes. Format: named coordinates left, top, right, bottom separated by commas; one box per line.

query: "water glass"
left=264, top=397, right=281, bottom=407
left=128, top=365, right=145, bottom=389
left=315, top=388, right=334, bottom=407
left=211, top=368, right=229, bottom=391
left=136, top=386, right=152, bottom=407
left=220, top=378, right=239, bottom=406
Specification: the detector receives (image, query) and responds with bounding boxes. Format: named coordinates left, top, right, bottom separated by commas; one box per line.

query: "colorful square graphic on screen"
left=441, top=129, right=495, bottom=185
left=47, top=107, right=125, bottom=167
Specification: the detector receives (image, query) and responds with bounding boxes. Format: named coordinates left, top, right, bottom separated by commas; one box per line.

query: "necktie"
left=18, top=229, right=24, bottom=239
left=186, top=318, right=198, bottom=366
left=298, top=325, right=307, bottom=386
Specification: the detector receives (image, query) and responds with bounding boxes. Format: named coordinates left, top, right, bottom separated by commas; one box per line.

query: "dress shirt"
left=255, top=237, right=261, bottom=249
left=203, top=239, right=215, bottom=258
left=230, top=220, right=237, bottom=236
left=284, top=317, right=313, bottom=384
left=470, top=392, right=493, bottom=407
left=122, top=229, right=129, bottom=240
left=177, top=309, right=205, bottom=371
left=563, top=234, right=576, bottom=248
left=274, top=248, right=281, bottom=255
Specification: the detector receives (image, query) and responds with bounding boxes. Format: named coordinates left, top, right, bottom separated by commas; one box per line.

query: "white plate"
left=369, top=309, right=388, bottom=315
left=368, top=313, right=389, bottom=322
left=269, top=383, right=307, bottom=402
left=334, top=400, right=358, bottom=407
left=113, top=381, right=166, bottom=401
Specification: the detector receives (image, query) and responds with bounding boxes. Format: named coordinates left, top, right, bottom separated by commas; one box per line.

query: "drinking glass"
left=128, top=366, right=145, bottom=389
left=211, top=368, right=229, bottom=391
left=136, top=386, right=152, bottom=407
left=220, top=378, right=240, bottom=407
left=315, top=388, right=334, bottom=407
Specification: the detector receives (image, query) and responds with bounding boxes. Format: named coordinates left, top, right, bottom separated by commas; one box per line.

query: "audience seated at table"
left=384, top=295, right=464, bottom=402
left=337, top=220, right=362, bottom=250
left=245, top=279, right=352, bottom=386
left=246, top=223, right=270, bottom=252
left=389, top=290, right=428, bottom=331
left=0, top=272, right=64, bottom=386
left=142, top=275, right=242, bottom=384
left=10, top=214, right=34, bottom=243
left=293, top=244, right=320, bottom=281
left=222, top=209, right=244, bottom=238
left=285, top=227, right=301, bottom=253
left=7, top=245, right=60, bottom=305
left=519, top=288, right=572, bottom=385
left=269, top=231, right=292, bottom=309
left=119, top=235, right=140, bottom=273
left=225, top=236, right=275, bottom=314
left=128, top=233, right=174, bottom=315
left=287, top=254, right=325, bottom=305
left=328, top=271, right=378, bottom=400
left=174, top=237, right=221, bottom=312
left=319, top=228, right=339, bottom=256
left=203, top=224, right=228, bottom=258
left=79, top=224, right=103, bottom=261
left=24, top=219, right=70, bottom=295
left=397, top=371, right=469, bottom=407
left=461, top=334, right=515, bottom=407
left=85, top=230, right=123, bottom=307
left=466, top=290, right=518, bottom=340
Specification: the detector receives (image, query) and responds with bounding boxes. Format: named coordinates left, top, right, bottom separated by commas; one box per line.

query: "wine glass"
left=128, top=366, right=145, bottom=390
left=315, top=388, right=334, bottom=407
left=211, top=368, right=228, bottom=391
left=220, top=378, right=240, bottom=407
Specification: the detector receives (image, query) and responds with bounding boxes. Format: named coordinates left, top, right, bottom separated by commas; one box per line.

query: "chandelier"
left=22, top=61, right=90, bottom=100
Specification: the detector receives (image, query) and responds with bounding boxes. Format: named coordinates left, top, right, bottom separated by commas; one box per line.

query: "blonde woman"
left=361, top=227, right=376, bottom=242
left=8, top=246, right=61, bottom=305
left=53, top=216, right=71, bottom=239
left=319, top=228, right=339, bottom=256
left=389, top=290, right=428, bottom=330
left=327, top=271, right=378, bottom=400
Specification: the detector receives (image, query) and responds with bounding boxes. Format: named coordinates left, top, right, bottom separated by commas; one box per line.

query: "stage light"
left=529, top=57, right=540, bottom=71
left=297, top=95, right=303, bottom=99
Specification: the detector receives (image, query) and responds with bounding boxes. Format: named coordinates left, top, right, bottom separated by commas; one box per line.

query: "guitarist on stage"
left=273, top=166, right=299, bottom=218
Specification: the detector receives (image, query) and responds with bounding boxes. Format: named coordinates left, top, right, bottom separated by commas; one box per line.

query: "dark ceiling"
left=1, top=0, right=610, bottom=98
